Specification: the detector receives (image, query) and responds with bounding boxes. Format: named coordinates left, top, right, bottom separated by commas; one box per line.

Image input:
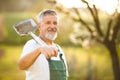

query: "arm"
left=18, top=48, right=41, bottom=70
left=18, top=46, right=58, bottom=70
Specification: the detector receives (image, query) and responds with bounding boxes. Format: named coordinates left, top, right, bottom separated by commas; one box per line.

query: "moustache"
left=47, top=28, right=57, bottom=32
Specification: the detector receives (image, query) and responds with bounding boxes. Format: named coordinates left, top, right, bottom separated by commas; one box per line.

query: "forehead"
left=42, top=15, right=58, bottom=21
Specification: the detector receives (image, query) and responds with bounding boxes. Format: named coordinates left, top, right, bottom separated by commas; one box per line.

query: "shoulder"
left=23, top=39, right=39, bottom=50
left=21, top=39, right=39, bottom=57
left=24, top=39, right=38, bottom=47
left=25, top=39, right=36, bottom=45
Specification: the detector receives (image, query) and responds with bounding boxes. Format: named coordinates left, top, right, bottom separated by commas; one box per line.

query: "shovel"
left=13, top=19, right=45, bottom=45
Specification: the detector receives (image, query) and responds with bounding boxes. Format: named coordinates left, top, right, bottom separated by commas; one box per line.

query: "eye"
left=53, top=21, right=57, bottom=25
left=46, top=21, right=51, bottom=24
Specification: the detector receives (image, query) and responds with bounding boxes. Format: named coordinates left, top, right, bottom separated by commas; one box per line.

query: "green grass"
left=0, top=45, right=25, bottom=80
left=63, top=46, right=114, bottom=80
left=0, top=45, right=116, bottom=80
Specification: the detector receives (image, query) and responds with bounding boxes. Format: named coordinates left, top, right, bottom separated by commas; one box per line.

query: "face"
left=38, top=14, right=58, bottom=41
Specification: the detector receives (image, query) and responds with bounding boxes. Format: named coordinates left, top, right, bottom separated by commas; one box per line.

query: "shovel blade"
left=13, top=19, right=37, bottom=36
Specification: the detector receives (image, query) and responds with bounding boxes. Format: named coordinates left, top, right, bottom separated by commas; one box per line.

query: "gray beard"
left=45, top=32, right=57, bottom=41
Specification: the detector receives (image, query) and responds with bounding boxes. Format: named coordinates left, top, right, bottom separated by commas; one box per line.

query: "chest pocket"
left=48, top=54, right=67, bottom=80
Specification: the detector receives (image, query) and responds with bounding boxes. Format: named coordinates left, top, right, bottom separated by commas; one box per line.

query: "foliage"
left=0, top=12, right=33, bottom=45
left=0, top=0, right=50, bottom=12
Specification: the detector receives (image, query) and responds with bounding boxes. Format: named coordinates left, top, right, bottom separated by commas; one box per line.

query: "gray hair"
left=37, top=9, right=58, bottom=22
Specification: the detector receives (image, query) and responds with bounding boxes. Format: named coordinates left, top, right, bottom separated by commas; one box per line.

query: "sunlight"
left=57, top=0, right=120, bottom=14
left=57, top=0, right=85, bottom=8
left=94, top=0, right=118, bottom=14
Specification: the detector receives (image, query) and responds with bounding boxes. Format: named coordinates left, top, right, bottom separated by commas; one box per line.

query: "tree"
left=46, top=0, right=120, bottom=80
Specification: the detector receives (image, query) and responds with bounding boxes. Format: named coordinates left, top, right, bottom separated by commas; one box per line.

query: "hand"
left=38, top=45, right=58, bottom=59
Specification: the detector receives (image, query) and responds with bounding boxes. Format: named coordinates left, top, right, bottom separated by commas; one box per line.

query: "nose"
left=50, top=23, right=56, bottom=28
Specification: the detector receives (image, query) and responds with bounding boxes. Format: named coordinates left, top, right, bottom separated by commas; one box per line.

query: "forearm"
left=18, top=48, right=41, bottom=70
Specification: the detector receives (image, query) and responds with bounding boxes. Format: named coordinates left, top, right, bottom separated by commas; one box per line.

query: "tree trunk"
left=105, top=41, right=120, bottom=80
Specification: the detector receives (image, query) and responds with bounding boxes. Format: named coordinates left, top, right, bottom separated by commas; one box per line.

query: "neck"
left=40, top=36, right=53, bottom=45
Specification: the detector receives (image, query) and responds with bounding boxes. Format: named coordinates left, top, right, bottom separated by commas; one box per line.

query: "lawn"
left=0, top=45, right=25, bottom=80
left=0, top=45, right=115, bottom=80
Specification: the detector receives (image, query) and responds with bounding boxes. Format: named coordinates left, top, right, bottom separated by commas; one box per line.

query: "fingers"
left=54, top=48, right=58, bottom=57
left=39, top=46, right=58, bottom=59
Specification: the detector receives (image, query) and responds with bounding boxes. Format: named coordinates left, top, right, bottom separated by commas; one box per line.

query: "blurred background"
left=0, top=0, right=120, bottom=80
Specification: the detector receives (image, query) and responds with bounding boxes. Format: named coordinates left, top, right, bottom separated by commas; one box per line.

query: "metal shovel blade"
left=13, top=19, right=37, bottom=36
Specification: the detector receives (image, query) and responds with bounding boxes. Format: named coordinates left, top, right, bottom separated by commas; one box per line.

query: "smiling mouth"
left=47, top=28, right=57, bottom=32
